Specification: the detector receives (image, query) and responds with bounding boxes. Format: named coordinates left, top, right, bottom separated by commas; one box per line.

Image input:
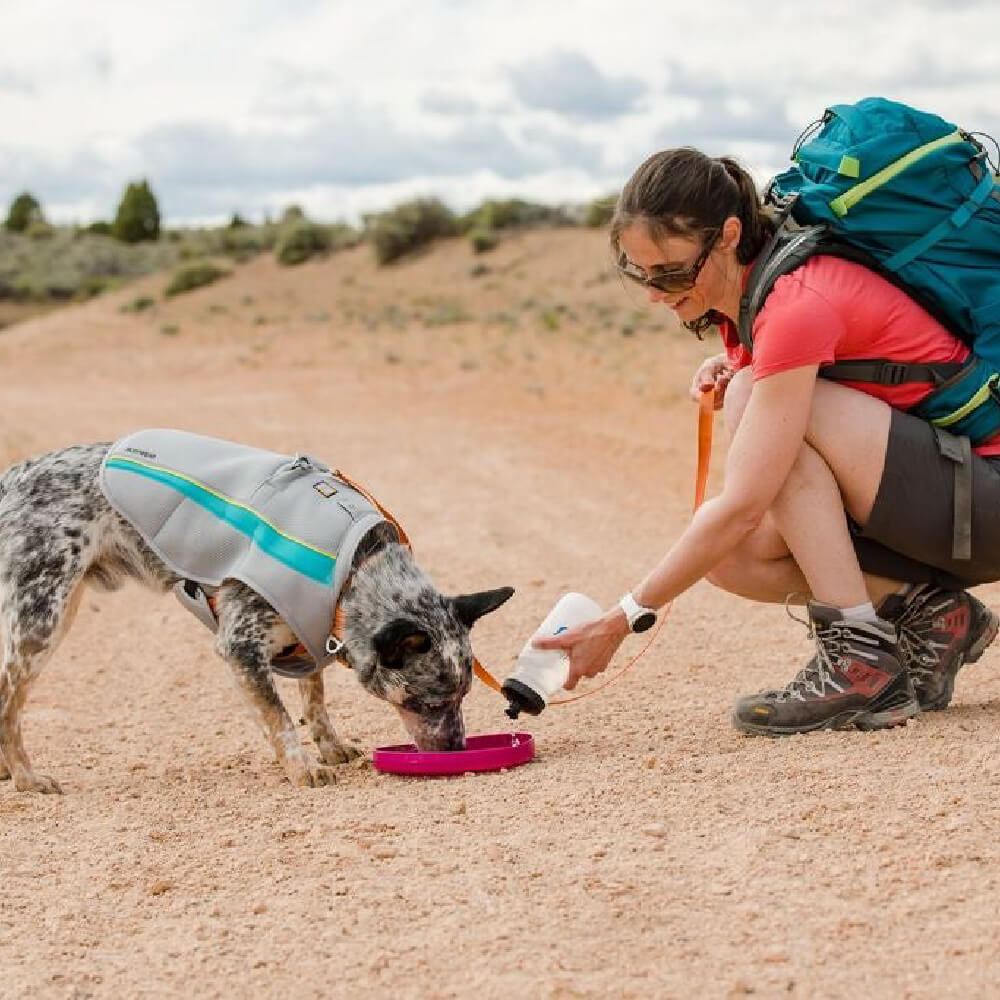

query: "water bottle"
left=502, top=592, right=603, bottom=718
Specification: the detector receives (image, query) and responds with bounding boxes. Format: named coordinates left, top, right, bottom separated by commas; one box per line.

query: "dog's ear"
left=373, top=619, right=431, bottom=669
left=451, top=586, right=515, bottom=629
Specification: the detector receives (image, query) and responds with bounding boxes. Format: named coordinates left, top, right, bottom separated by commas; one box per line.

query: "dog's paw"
left=318, top=742, right=364, bottom=766
left=0, top=761, right=10, bottom=781
left=290, top=762, right=338, bottom=788
left=14, top=772, right=63, bottom=795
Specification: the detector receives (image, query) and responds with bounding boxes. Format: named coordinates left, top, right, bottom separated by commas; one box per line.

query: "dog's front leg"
left=298, top=672, right=363, bottom=765
left=215, top=587, right=336, bottom=788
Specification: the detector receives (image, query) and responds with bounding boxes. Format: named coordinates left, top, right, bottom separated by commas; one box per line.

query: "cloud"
left=125, top=104, right=605, bottom=218
left=507, top=49, right=645, bottom=120
left=0, top=69, right=36, bottom=96
left=421, top=91, right=481, bottom=117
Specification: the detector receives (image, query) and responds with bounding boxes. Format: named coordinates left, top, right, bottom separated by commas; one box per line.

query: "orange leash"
left=473, top=388, right=716, bottom=702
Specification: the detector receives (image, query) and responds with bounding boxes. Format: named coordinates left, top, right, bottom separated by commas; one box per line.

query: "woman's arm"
left=536, top=364, right=820, bottom=688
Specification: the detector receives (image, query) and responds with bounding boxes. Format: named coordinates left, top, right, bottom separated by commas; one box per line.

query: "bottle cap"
left=501, top=678, right=546, bottom=718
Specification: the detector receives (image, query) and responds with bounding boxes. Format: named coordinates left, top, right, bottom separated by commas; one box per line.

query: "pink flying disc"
left=373, top=732, right=535, bottom=776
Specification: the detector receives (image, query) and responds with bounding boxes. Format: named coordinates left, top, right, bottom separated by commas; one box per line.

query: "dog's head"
left=342, top=543, right=513, bottom=750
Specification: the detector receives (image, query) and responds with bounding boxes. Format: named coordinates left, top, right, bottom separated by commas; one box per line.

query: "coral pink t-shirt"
left=717, top=255, right=1000, bottom=456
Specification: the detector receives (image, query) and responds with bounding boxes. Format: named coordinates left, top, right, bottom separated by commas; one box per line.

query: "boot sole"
left=732, top=695, right=920, bottom=737
left=920, top=604, right=1000, bottom=712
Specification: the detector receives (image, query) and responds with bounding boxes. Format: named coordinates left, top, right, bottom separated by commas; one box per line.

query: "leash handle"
left=695, top=386, right=714, bottom=510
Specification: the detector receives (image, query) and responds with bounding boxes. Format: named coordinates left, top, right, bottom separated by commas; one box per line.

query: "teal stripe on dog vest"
left=104, top=456, right=336, bottom=585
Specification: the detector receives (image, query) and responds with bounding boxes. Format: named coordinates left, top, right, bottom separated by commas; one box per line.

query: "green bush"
left=5, top=192, right=43, bottom=233
left=468, top=198, right=555, bottom=231
left=25, top=221, right=55, bottom=240
left=113, top=180, right=161, bottom=243
left=120, top=294, right=156, bottom=313
left=164, top=260, right=229, bottom=297
left=584, top=194, right=618, bottom=228
left=467, top=227, right=498, bottom=254
left=86, top=220, right=112, bottom=236
left=274, top=219, right=330, bottom=266
left=369, top=198, right=455, bottom=266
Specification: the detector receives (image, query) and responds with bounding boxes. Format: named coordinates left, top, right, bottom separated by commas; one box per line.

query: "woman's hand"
left=532, top=608, right=631, bottom=690
left=690, top=353, right=733, bottom=409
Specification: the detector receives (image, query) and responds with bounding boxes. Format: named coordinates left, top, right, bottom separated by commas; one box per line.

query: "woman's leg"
left=706, top=369, right=901, bottom=606
left=715, top=368, right=998, bottom=722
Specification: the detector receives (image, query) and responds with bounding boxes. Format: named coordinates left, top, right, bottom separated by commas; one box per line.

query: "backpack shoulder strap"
left=736, top=207, right=829, bottom=352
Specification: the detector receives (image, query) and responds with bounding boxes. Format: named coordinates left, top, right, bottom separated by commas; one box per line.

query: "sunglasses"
left=616, top=230, right=719, bottom=295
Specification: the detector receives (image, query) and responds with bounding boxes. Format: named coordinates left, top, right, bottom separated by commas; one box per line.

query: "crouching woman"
left=537, top=147, right=1000, bottom=734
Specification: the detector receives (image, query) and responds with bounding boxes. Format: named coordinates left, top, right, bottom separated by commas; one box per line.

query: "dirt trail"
left=2, top=230, right=1000, bottom=999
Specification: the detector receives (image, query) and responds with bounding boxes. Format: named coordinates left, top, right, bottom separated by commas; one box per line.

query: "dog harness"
left=99, top=429, right=408, bottom=678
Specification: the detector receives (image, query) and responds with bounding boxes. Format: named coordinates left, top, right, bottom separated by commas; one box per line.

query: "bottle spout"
left=500, top=678, right=546, bottom=718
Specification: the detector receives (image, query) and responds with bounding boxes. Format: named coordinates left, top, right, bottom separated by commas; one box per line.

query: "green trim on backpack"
left=930, top=373, right=1000, bottom=429
left=829, top=130, right=965, bottom=217
left=837, top=155, right=860, bottom=179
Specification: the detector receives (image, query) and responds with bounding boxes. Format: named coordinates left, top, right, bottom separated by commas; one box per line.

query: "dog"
left=0, top=440, right=514, bottom=793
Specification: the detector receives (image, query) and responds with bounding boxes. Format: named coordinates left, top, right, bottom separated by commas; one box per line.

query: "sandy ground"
left=3, top=229, right=1000, bottom=999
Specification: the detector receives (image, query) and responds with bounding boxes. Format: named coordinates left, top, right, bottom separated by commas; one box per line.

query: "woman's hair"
left=609, top=148, right=774, bottom=334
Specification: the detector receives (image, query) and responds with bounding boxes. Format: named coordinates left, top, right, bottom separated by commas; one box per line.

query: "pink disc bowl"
left=373, top=732, right=535, bottom=776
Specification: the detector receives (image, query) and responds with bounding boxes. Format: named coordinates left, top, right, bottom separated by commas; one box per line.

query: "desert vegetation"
left=0, top=180, right=619, bottom=327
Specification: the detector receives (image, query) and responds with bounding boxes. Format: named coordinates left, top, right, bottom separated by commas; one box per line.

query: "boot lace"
left=893, top=589, right=951, bottom=685
left=772, top=597, right=853, bottom=702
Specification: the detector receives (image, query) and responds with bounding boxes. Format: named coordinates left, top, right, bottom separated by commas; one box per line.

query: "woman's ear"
left=721, top=215, right=742, bottom=253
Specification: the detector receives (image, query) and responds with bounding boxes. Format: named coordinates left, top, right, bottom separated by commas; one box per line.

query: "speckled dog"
left=0, top=443, right=513, bottom=794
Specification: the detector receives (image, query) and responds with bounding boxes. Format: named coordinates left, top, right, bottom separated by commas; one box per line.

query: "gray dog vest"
left=100, top=429, right=389, bottom=675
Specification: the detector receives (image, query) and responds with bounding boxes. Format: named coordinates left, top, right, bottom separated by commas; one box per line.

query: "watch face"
left=633, top=611, right=656, bottom=633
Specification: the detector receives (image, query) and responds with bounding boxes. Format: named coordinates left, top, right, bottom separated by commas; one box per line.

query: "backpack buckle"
left=880, top=362, right=909, bottom=386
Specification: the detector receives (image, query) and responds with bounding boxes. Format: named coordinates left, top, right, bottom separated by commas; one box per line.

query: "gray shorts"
left=851, top=408, right=1000, bottom=589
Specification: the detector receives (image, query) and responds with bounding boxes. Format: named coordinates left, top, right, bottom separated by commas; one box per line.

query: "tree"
left=4, top=192, right=43, bottom=232
left=112, top=180, right=161, bottom=243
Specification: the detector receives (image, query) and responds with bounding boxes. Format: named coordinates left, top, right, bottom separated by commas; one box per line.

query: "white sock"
left=841, top=601, right=880, bottom=623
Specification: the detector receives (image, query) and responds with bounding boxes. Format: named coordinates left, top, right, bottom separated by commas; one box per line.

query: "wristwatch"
left=619, top=592, right=657, bottom=633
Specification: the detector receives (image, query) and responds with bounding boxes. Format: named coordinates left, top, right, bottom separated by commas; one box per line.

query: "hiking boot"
left=732, top=600, right=920, bottom=736
left=878, top=585, right=1000, bottom=711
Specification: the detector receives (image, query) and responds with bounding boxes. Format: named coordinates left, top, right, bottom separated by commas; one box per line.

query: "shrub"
left=113, top=180, right=161, bottom=243
left=369, top=197, right=455, bottom=266
left=25, top=221, right=55, bottom=240
left=470, top=198, right=553, bottom=231
left=4, top=192, right=43, bottom=233
left=585, top=194, right=618, bottom=229
left=120, top=294, right=156, bottom=313
left=86, top=220, right=112, bottom=236
left=274, top=220, right=330, bottom=266
left=164, top=260, right=229, bottom=297
left=467, top=227, right=498, bottom=254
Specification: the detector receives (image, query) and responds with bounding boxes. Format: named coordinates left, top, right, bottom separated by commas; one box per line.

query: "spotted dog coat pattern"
left=0, top=440, right=514, bottom=793
left=100, top=429, right=389, bottom=670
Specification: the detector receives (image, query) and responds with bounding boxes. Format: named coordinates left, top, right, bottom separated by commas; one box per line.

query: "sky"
left=1, top=0, right=998, bottom=226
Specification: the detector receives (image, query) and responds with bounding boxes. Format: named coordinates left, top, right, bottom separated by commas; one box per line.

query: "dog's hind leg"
left=214, top=582, right=337, bottom=788
left=298, top=672, right=363, bottom=766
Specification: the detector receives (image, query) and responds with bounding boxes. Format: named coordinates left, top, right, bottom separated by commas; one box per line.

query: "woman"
left=536, top=147, right=1000, bottom=735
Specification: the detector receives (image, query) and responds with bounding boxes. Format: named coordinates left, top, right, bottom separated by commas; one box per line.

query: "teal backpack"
left=738, top=97, right=1000, bottom=446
